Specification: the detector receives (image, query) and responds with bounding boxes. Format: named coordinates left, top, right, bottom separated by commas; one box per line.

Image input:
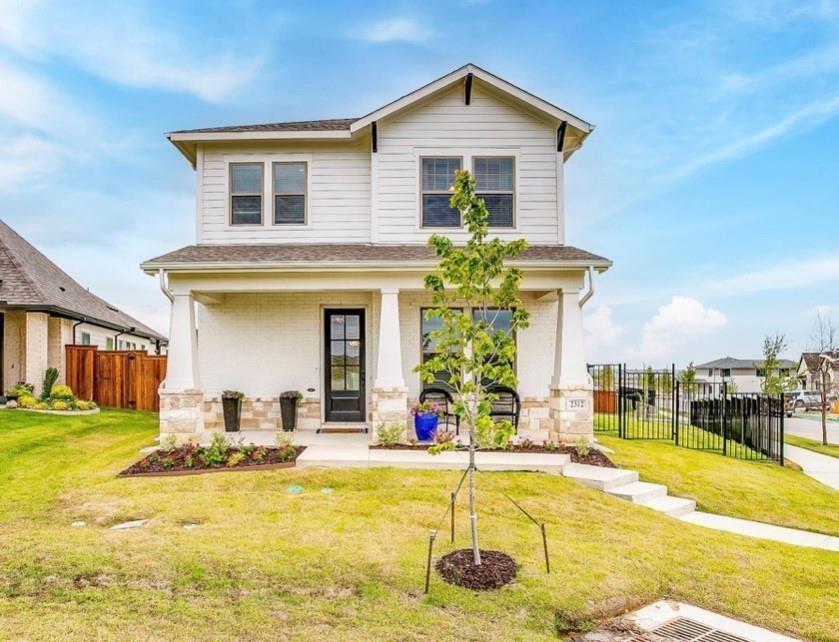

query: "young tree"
left=760, top=333, right=796, bottom=394
left=417, top=169, right=530, bottom=566
left=810, top=312, right=838, bottom=446
left=678, top=362, right=697, bottom=394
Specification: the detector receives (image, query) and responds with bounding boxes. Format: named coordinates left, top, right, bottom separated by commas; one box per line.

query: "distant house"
left=1, top=220, right=167, bottom=395
left=797, top=351, right=839, bottom=392
left=694, top=356, right=796, bottom=394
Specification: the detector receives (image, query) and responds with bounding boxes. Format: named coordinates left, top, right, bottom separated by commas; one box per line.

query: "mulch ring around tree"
left=370, top=443, right=615, bottom=468
left=119, top=445, right=306, bottom=477
left=436, top=549, right=517, bottom=590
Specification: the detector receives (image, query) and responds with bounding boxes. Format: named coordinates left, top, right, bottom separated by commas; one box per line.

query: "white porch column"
left=549, top=288, right=594, bottom=442
left=371, top=288, right=408, bottom=440
left=159, top=293, right=204, bottom=444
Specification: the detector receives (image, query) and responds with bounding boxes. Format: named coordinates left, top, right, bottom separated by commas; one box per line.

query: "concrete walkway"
left=784, top=444, right=839, bottom=491
left=679, top=511, right=839, bottom=551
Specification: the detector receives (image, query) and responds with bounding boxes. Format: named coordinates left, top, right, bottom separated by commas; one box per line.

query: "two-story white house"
left=141, top=64, right=611, bottom=444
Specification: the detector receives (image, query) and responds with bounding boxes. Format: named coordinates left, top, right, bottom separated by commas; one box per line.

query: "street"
left=785, top=415, right=839, bottom=445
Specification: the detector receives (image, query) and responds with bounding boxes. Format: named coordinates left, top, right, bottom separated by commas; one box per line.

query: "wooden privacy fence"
left=65, top=345, right=167, bottom=412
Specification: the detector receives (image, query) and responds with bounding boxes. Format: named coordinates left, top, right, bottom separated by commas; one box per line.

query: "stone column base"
left=549, top=385, right=594, bottom=443
left=370, top=386, right=408, bottom=442
left=159, top=389, right=205, bottom=445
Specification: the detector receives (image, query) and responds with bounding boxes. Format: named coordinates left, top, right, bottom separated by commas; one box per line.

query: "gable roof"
left=0, top=220, right=166, bottom=343
left=799, top=351, right=839, bottom=373
left=695, top=356, right=797, bottom=370
left=141, top=243, right=611, bottom=272
left=166, top=63, right=593, bottom=166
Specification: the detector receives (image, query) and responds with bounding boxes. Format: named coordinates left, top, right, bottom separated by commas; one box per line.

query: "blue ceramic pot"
left=414, top=413, right=439, bottom=441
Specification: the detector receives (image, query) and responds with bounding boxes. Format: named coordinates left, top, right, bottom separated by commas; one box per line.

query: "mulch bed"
left=119, top=445, right=306, bottom=477
left=370, top=443, right=615, bottom=467
left=436, top=549, right=517, bottom=590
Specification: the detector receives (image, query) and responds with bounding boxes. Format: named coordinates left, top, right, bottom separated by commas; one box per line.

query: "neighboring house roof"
left=142, top=243, right=611, bottom=272
left=166, top=63, right=594, bottom=166
left=694, top=356, right=797, bottom=370
left=799, top=351, right=839, bottom=374
left=0, top=220, right=166, bottom=343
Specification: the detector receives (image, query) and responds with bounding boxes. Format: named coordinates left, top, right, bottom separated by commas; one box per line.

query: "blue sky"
left=1, top=0, right=837, bottom=367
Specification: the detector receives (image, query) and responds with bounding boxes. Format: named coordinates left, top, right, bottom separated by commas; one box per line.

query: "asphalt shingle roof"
left=695, top=356, right=797, bottom=370
left=142, top=243, right=610, bottom=267
left=171, top=118, right=357, bottom=134
left=0, top=220, right=166, bottom=342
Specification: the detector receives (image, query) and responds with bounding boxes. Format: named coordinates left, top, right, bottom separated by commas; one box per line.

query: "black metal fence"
left=588, top=364, right=784, bottom=465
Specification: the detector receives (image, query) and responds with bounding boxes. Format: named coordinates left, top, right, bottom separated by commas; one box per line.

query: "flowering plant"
left=410, top=400, right=442, bottom=417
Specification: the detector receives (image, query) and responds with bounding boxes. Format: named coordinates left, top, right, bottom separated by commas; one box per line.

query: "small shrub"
left=51, top=400, right=69, bottom=411
left=519, top=437, right=535, bottom=449
left=161, top=435, right=178, bottom=453
left=251, top=447, right=268, bottom=462
left=429, top=429, right=457, bottom=454
left=574, top=436, right=591, bottom=457
left=18, top=396, right=38, bottom=409
left=75, top=400, right=90, bottom=411
left=376, top=421, right=405, bottom=447
left=40, top=368, right=59, bottom=400
left=51, top=384, right=75, bottom=401
left=34, top=402, right=48, bottom=410
left=184, top=455, right=194, bottom=469
left=226, top=451, right=246, bottom=467
left=200, top=432, right=230, bottom=467
left=276, top=444, right=297, bottom=462
left=241, top=443, right=256, bottom=457
left=162, top=459, right=175, bottom=470
left=275, top=432, right=296, bottom=449
left=543, top=439, right=558, bottom=452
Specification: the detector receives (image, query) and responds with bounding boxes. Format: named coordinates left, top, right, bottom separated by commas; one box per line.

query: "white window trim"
left=413, top=148, right=520, bottom=232
left=224, top=154, right=313, bottom=230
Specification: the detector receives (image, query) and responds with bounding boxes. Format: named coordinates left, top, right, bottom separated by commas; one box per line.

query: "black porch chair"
left=486, top=384, right=521, bottom=432
left=419, top=387, right=460, bottom=435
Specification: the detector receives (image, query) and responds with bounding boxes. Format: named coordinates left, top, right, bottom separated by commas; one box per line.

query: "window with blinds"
left=474, top=157, right=514, bottom=227
left=230, top=163, right=263, bottom=225
left=273, top=162, right=307, bottom=225
left=421, top=157, right=462, bottom=227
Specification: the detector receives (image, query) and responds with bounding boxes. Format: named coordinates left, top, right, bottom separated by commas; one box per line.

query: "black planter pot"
left=280, top=397, right=298, bottom=432
left=222, top=396, right=242, bottom=432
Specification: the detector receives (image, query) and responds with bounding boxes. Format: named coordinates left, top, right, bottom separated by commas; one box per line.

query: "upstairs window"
left=474, top=157, right=514, bottom=227
left=230, top=162, right=263, bottom=225
left=273, top=162, right=307, bottom=225
left=421, top=157, right=461, bottom=227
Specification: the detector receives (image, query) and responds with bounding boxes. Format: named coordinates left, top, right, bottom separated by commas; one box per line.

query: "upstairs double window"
left=229, top=161, right=307, bottom=226
left=420, top=156, right=515, bottom=228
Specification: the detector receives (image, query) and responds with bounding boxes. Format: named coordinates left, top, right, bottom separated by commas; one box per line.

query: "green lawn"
left=0, top=410, right=837, bottom=641
left=785, top=434, right=839, bottom=458
left=598, top=434, right=839, bottom=536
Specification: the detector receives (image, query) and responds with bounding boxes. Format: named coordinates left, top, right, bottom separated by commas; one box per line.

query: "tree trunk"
left=822, top=373, right=829, bottom=446
left=469, top=438, right=481, bottom=565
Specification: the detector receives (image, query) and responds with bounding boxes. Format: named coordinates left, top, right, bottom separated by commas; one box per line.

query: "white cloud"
left=0, top=0, right=264, bottom=102
left=355, top=18, right=434, bottom=44
left=584, top=305, right=625, bottom=360
left=0, top=135, right=64, bottom=192
left=633, top=296, right=727, bottom=361
left=706, top=256, right=839, bottom=297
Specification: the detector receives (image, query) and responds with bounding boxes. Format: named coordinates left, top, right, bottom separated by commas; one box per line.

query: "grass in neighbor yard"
left=0, top=411, right=836, bottom=641
left=598, top=433, right=839, bottom=536
left=785, top=434, right=839, bottom=458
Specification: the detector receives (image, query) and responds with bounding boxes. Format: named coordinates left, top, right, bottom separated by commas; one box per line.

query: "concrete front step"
left=561, top=463, right=638, bottom=490
left=606, top=481, right=668, bottom=503
left=639, top=495, right=697, bottom=517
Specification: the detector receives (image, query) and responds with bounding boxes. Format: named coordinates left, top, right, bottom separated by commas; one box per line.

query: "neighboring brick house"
left=1, top=220, right=167, bottom=396
left=142, top=63, right=611, bottom=444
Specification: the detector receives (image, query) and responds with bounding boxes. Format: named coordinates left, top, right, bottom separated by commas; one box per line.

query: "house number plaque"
left=567, top=398, right=587, bottom=411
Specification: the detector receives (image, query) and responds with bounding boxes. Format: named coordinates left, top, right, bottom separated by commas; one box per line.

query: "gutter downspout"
left=578, top=266, right=595, bottom=308
left=71, top=317, right=86, bottom=343
left=113, top=329, right=127, bottom=350
left=158, top=269, right=174, bottom=302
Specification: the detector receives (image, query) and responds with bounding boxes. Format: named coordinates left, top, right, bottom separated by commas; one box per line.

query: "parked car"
left=784, top=390, right=825, bottom=416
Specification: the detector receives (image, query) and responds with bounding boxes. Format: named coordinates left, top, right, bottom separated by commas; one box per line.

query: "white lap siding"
left=199, top=141, right=372, bottom=244
left=376, top=82, right=561, bottom=244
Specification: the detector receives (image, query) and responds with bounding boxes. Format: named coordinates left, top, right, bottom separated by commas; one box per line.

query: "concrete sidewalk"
left=784, top=445, right=839, bottom=491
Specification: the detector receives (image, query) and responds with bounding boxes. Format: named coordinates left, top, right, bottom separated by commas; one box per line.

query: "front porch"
left=157, top=266, right=597, bottom=445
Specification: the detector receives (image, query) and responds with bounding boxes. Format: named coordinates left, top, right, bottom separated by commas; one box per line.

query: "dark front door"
left=324, top=309, right=365, bottom=422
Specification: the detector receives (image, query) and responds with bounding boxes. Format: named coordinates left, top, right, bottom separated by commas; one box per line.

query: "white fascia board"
left=141, top=258, right=611, bottom=275
left=350, top=63, right=593, bottom=135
